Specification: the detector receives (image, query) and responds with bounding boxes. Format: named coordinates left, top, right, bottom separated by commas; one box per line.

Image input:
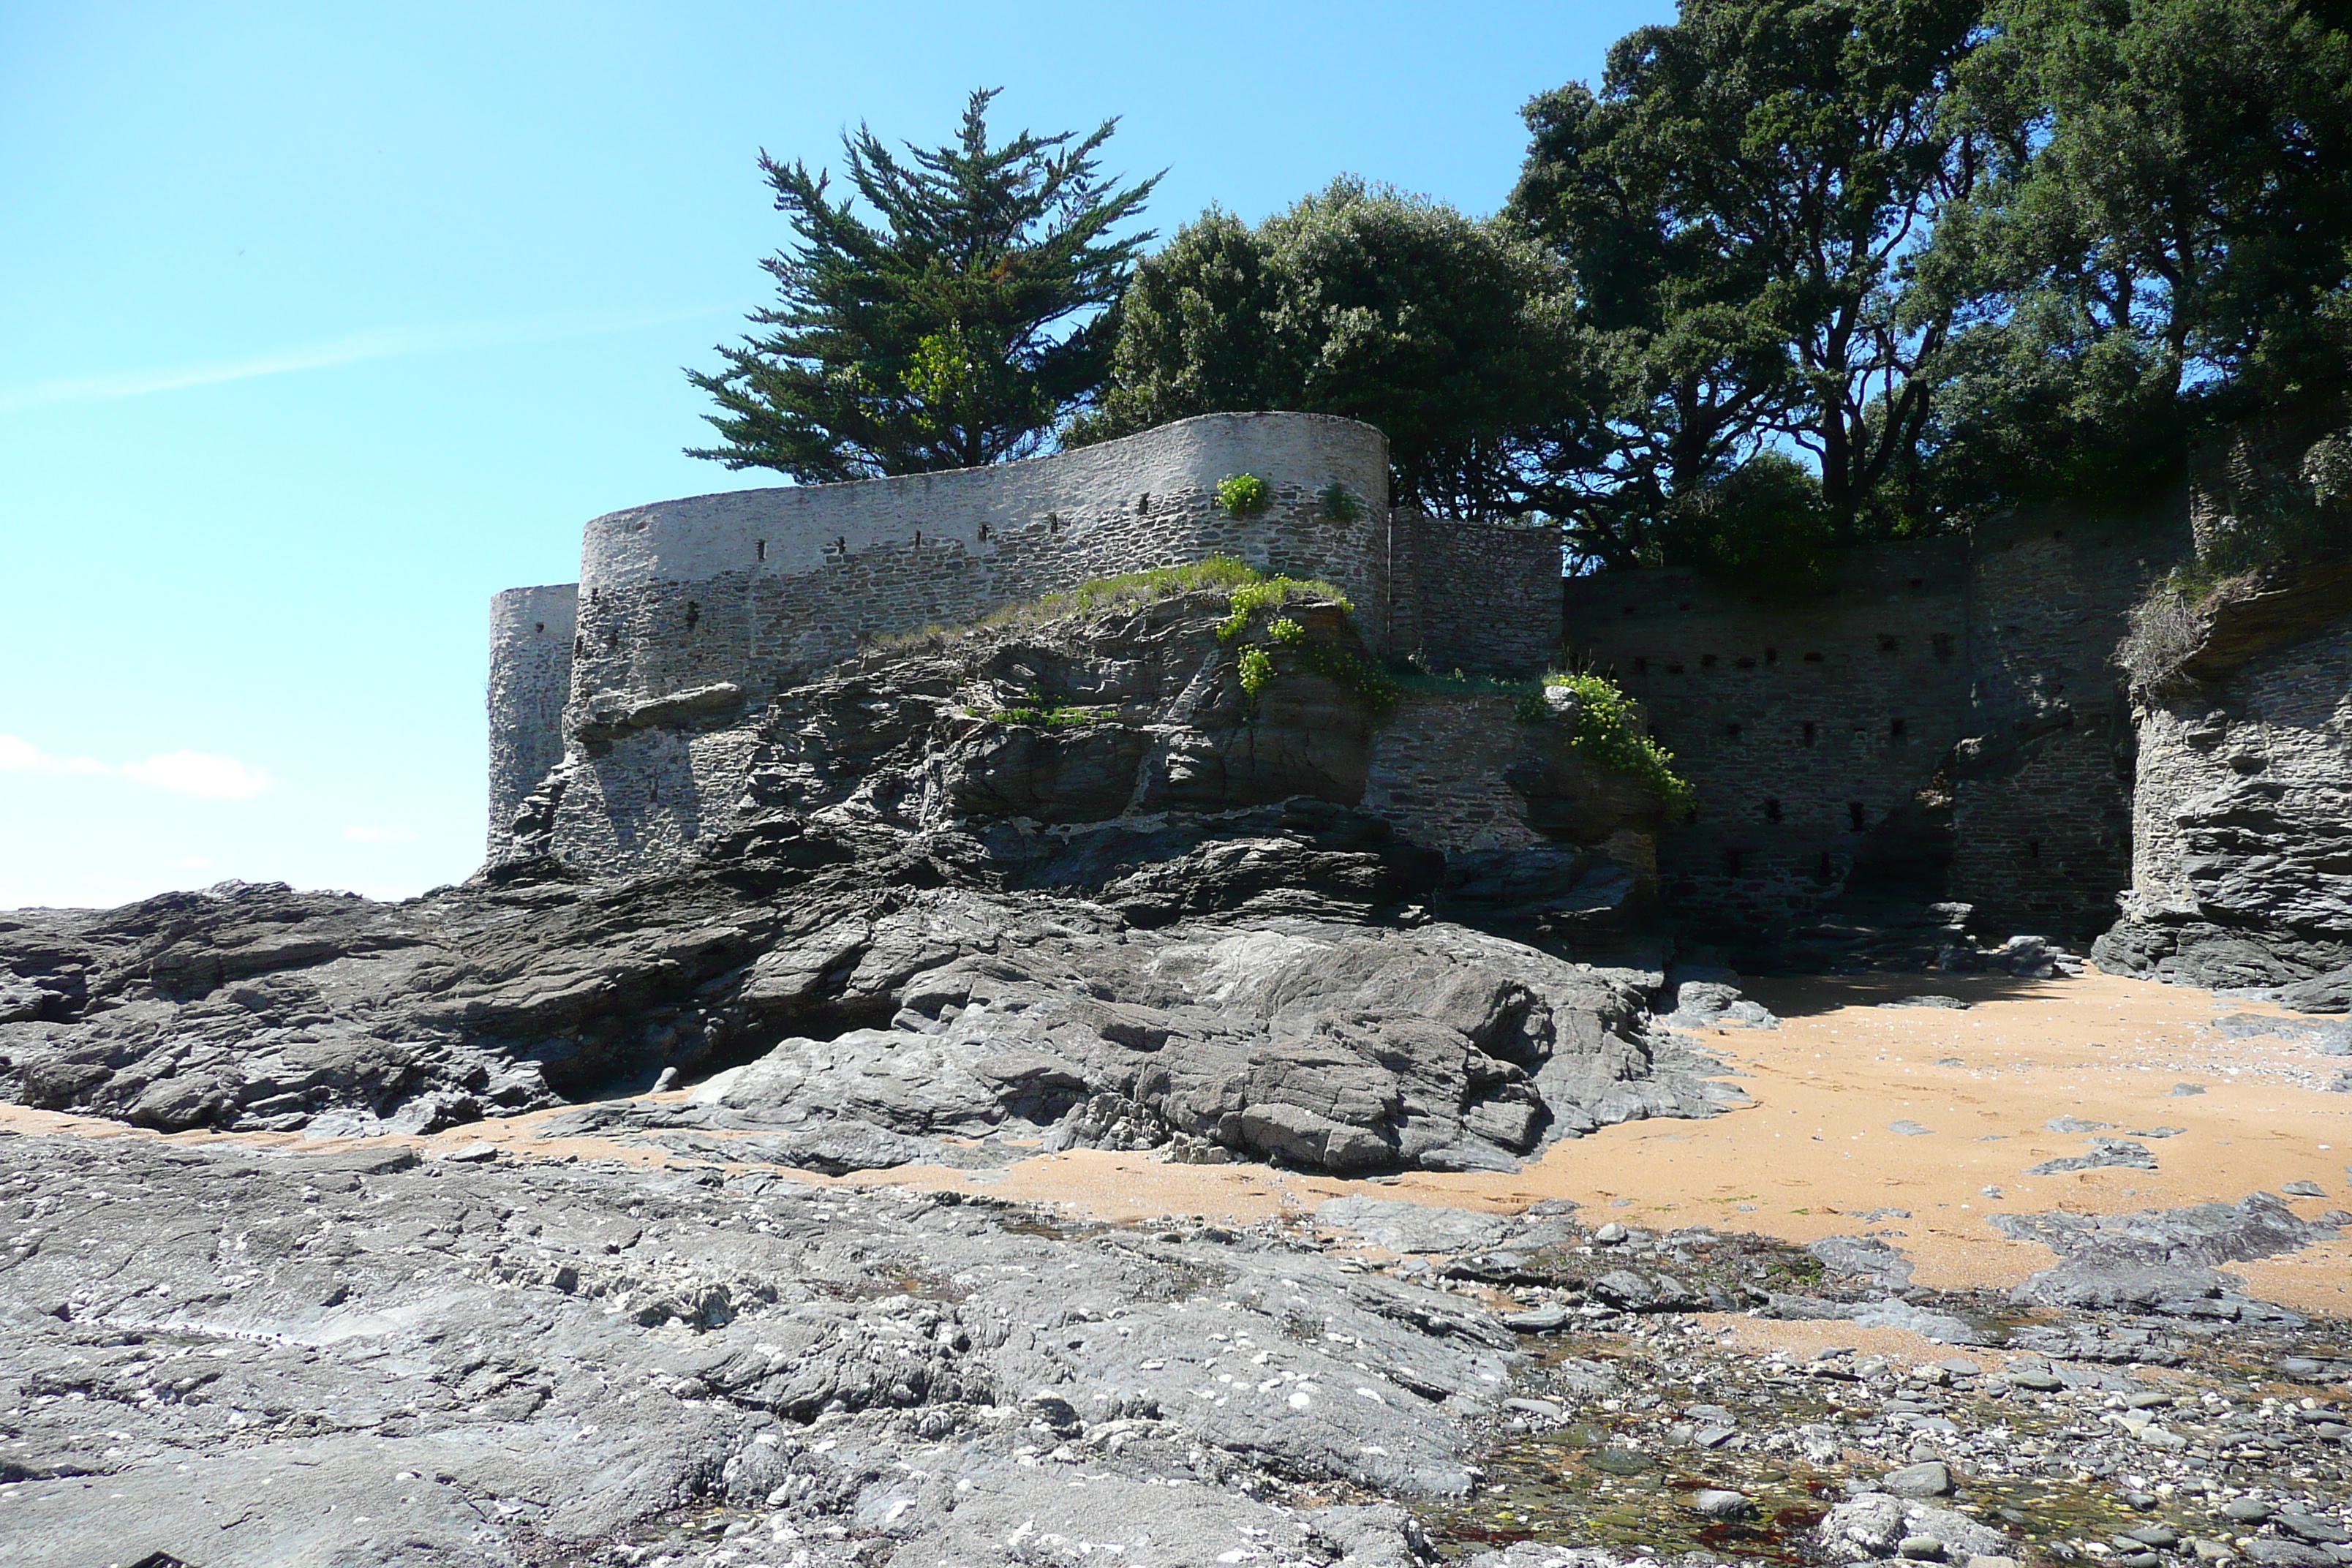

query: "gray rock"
left=1998, top=1191, right=2339, bottom=1311
left=1809, top=1235, right=1918, bottom=1289
left=1817, top=1495, right=2012, bottom=1562
left=2028, top=1138, right=2160, bottom=1175
left=2047, top=1115, right=2115, bottom=1133
left=2277, top=1515, right=2352, bottom=1546
left=1663, top=979, right=1781, bottom=1030
left=1316, top=1197, right=1512, bottom=1254
left=1689, top=1488, right=1754, bottom=1518
left=2278, top=964, right=2352, bottom=1015
left=2282, top=1180, right=2329, bottom=1197
left=0, top=1129, right=1521, bottom=1567
left=1884, top=1460, right=1956, bottom=1497
left=2245, top=1541, right=2340, bottom=1567
left=1879, top=995, right=1971, bottom=1010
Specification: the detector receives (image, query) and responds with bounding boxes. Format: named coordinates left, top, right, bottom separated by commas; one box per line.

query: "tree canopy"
left=1071, top=179, right=1594, bottom=519
left=687, top=89, right=1159, bottom=480
left=1916, top=0, right=2352, bottom=517
left=1509, top=0, right=1986, bottom=559
left=687, top=10, right=2352, bottom=580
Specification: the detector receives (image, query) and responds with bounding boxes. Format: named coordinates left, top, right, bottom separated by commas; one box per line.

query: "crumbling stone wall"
left=1361, top=693, right=1553, bottom=856
left=486, top=584, right=576, bottom=859
left=1946, top=508, right=2187, bottom=935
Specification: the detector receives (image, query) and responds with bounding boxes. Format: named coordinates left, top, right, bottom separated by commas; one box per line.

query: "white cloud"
left=1, top=734, right=270, bottom=798
left=0, top=734, right=108, bottom=775
left=0, top=306, right=725, bottom=415
left=120, top=750, right=272, bottom=799
left=343, top=823, right=419, bottom=843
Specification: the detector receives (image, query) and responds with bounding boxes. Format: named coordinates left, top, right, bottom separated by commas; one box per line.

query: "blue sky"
left=0, top=0, right=1667, bottom=910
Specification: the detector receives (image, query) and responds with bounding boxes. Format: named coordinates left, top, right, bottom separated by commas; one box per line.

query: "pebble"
left=1885, top=1460, right=1956, bottom=1497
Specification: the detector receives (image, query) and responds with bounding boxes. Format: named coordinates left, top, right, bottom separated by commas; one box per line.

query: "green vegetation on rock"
left=1541, top=671, right=1693, bottom=813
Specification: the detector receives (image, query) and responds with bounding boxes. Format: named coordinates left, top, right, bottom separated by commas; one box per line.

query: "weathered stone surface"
left=1996, top=1191, right=2338, bottom=1313
left=2100, top=591, right=2352, bottom=998
left=1817, top=1494, right=2015, bottom=1562
left=644, top=912, right=1737, bottom=1175
left=0, top=1130, right=1498, bottom=1567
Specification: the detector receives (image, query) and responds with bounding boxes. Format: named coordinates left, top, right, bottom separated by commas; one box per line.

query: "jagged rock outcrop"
left=2095, top=565, right=2352, bottom=1003
left=0, top=592, right=1717, bottom=1173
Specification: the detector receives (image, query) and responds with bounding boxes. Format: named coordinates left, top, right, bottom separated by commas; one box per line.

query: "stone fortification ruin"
left=488, top=410, right=2352, bottom=998
left=487, top=411, right=1563, bottom=869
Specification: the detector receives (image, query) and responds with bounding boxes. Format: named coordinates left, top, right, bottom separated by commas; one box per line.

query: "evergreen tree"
left=687, top=89, right=1159, bottom=480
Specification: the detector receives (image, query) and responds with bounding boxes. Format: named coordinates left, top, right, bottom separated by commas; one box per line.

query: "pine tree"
left=687, top=89, right=1159, bottom=480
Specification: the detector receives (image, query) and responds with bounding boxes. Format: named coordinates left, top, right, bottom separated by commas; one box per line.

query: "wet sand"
left=9, top=968, right=2348, bottom=1315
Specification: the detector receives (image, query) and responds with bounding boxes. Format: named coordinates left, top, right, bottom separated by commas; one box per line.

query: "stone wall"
left=1361, top=693, right=1553, bottom=856
left=1563, top=542, right=1975, bottom=937
left=1387, top=514, right=1561, bottom=677
left=1945, top=507, right=2188, bottom=935
left=1560, top=502, right=2190, bottom=943
left=486, top=584, right=576, bottom=859
left=566, top=412, right=1391, bottom=734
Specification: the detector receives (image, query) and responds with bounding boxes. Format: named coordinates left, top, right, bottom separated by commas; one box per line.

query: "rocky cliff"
left=0, top=584, right=1725, bottom=1175
left=2094, top=562, right=2352, bottom=1009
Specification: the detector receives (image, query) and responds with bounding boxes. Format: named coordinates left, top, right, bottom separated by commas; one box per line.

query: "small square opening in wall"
left=1891, top=717, right=1907, bottom=740
left=2027, top=839, right=2042, bottom=860
left=1701, top=654, right=1719, bottom=669
left=1801, top=720, right=1817, bottom=747
left=1877, top=634, right=1899, bottom=652
left=1666, top=663, right=1685, bottom=676
left=1725, top=849, right=1744, bottom=878
left=1803, top=650, right=1823, bottom=663
left=1817, top=851, right=1834, bottom=879
left=534, top=622, right=544, bottom=634
left=1763, top=799, right=1782, bottom=823
left=755, top=539, right=766, bottom=561
left=1848, top=802, right=1866, bottom=831
left=1764, top=647, right=1778, bottom=665
left=1726, top=722, right=1744, bottom=739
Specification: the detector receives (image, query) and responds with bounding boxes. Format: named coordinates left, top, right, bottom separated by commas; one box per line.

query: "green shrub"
left=983, top=703, right=1113, bottom=728
left=1659, top=454, right=1836, bottom=598
left=1267, top=617, right=1305, bottom=645
left=1217, top=472, right=1271, bottom=517
left=1237, top=646, right=1275, bottom=697
left=1540, top=671, right=1692, bottom=811
left=1317, top=481, right=1362, bottom=523
left=1216, top=573, right=1354, bottom=640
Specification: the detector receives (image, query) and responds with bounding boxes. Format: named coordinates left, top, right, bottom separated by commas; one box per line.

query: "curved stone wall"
left=486, top=584, right=577, bottom=858
left=566, top=412, right=1390, bottom=731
